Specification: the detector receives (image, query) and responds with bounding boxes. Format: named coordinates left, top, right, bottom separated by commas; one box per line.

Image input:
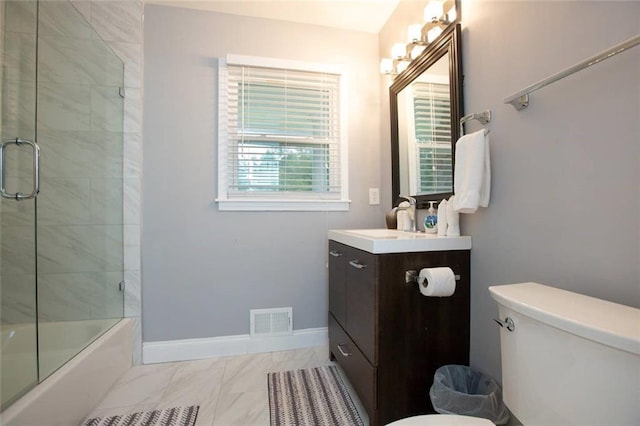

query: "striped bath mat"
left=83, top=405, right=199, bottom=426
left=268, top=365, right=364, bottom=426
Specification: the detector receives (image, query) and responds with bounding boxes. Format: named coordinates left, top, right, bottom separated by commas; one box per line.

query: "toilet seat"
left=386, top=414, right=495, bottom=425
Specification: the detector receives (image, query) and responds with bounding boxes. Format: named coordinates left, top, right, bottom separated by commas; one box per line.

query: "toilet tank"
left=489, top=282, right=640, bottom=425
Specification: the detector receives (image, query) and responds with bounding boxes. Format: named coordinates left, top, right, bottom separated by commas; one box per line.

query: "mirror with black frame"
left=390, top=23, right=462, bottom=209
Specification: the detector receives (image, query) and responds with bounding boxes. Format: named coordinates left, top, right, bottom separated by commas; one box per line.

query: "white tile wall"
left=90, top=1, right=143, bottom=43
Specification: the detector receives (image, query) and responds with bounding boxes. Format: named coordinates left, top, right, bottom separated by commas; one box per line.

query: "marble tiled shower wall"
left=1, top=0, right=143, bottom=363
left=70, top=0, right=144, bottom=364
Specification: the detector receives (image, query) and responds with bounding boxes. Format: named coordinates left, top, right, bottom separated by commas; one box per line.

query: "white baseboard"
left=142, top=327, right=328, bottom=364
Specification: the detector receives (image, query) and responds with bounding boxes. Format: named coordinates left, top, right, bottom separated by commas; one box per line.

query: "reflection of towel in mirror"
left=453, top=129, right=490, bottom=213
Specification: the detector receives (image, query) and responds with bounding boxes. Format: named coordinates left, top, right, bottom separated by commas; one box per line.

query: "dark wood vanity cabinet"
left=328, top=240, right=470, bottom=426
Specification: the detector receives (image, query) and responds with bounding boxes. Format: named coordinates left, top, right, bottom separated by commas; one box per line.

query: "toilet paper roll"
left=417, top=267, right=456, bottom=297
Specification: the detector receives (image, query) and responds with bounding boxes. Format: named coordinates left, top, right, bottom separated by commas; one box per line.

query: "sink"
left=347, top=229, right=428, bottom=239
left=328, top=229, right=472, bottom=254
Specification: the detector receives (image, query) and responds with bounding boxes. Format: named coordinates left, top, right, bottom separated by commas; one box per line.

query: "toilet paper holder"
left=405, top=269, right=460, bottom=285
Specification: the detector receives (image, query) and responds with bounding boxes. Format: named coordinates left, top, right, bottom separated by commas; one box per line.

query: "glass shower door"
left=35, top=0, right=125, bottom=380
left=1, top=0, right=125, bottom=409
left=0, top=0, right=39, bottom=410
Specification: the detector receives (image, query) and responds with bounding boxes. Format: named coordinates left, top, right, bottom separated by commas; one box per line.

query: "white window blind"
left=412, top=82, right=452, bottom=194
left=218, top=56, right=348, bottom=211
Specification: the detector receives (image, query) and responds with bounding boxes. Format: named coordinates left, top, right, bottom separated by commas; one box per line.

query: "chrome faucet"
left=397, top=195, right=417, bottom=232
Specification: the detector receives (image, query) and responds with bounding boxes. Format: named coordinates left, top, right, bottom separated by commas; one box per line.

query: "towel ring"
left=460, top=110, right=491, bottom=135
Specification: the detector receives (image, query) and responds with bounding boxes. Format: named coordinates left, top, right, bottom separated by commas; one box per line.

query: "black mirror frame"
left=390, top=23, right=463, bottom=209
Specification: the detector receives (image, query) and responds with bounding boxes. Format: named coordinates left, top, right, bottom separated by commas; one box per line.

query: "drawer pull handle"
left=337, top=344, right=352, bottom=357
left=349, top=260, right=366, bottom=269
left=329, top=250, right=342, bottom=257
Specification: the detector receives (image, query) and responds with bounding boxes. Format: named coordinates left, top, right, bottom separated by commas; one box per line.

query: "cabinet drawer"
left=345, top=248, right=377, bottom=365
left=329, top=314, right=376, bottom=420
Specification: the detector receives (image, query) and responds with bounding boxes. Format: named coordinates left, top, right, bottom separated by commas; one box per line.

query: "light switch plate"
left=369, top=188, right=380, bottom=205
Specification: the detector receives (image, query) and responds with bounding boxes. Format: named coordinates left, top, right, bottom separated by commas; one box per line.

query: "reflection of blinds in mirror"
left=412, top=82, right=452, bottom=194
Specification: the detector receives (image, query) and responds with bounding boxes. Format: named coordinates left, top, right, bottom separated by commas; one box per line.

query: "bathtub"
left=1, top=318, right=132, bottom=426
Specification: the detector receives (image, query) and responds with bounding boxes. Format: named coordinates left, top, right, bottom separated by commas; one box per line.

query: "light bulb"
left=391, top=43, right=407, bottom=59
left=424, top=1, right=444, bottom=22
left=397, top=61, right=410, bottom=73
left=410, top=45, right=426, bottom=59
left=380, top=58, right=394, bottom=74
left=427, top=26, right=443, bottom=43
left=407, top=24, right=422, bottom=43
left=447, top=6, right=457, bottom=22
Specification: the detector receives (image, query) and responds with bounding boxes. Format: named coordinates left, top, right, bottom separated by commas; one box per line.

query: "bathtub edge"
left=0, top=318, right=133, bottom=426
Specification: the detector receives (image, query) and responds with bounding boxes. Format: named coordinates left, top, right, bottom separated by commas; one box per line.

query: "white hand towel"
left=401, top=211, right=412, bottom=231
left=437, top=199, right=448, bottom=236
left=446, top=195, right=460, bottom=236
left=396, top=201, right=412, bottom=231
left=453, top=129, right=491, bottom=213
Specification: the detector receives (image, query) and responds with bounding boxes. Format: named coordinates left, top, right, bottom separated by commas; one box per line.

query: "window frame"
left=216, top=54, right=350, bottom=211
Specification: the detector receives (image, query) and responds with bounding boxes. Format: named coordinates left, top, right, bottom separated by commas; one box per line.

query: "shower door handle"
left=0, top=138, right=40, bottom=201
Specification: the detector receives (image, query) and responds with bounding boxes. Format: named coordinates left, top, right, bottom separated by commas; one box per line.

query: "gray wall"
left=381, top=1, right=640, bottom=381
left=142, top=5, right=383, bottom=342
left=144, top=2, right=639, bottom=378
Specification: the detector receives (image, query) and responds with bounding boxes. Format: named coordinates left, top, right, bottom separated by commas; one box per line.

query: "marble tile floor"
left=82, top=345, right=368, bottom=426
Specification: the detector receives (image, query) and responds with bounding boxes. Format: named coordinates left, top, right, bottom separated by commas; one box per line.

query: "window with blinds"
left=217, top=56, right=348, bottom=211
left=412, top=82, right=452, bottom=194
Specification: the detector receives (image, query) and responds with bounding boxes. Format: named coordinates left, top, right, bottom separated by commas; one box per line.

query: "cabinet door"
left=328, top=241, right=347, bottom=326
left=345, top=248, right=377, bottom=365
left=376, top=250, right=471, bottom=420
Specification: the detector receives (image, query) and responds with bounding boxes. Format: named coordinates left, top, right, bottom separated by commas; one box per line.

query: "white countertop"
left=328, top=229, right=472, bottom=254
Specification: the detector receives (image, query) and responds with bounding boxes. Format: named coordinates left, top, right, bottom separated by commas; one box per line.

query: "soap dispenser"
left=424, top=201, right=438, bottom=234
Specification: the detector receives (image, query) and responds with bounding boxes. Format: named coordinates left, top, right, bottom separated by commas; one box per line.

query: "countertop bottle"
left=424, top=201, right=438, bottom=234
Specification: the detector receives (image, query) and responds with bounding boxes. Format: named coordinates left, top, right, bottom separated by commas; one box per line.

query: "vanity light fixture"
left=380, top=0, right=457, bottom=76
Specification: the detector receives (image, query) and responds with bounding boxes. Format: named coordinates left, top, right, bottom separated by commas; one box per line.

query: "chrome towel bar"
left=504, top=34, right=640, bottom=110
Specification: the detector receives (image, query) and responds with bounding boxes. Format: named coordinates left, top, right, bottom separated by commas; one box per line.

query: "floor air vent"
left=250, top=307, right=293, bottom=337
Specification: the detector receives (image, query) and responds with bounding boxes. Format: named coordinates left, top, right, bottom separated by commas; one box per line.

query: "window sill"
left=215, top=198, right=351, bottom=212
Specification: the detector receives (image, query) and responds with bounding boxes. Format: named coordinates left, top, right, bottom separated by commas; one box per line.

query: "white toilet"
left=389, top=282, right=640, bottom=425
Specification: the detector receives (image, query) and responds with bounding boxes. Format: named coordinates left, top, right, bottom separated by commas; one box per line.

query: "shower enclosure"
left=1, top=0, right=125, bottom=410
